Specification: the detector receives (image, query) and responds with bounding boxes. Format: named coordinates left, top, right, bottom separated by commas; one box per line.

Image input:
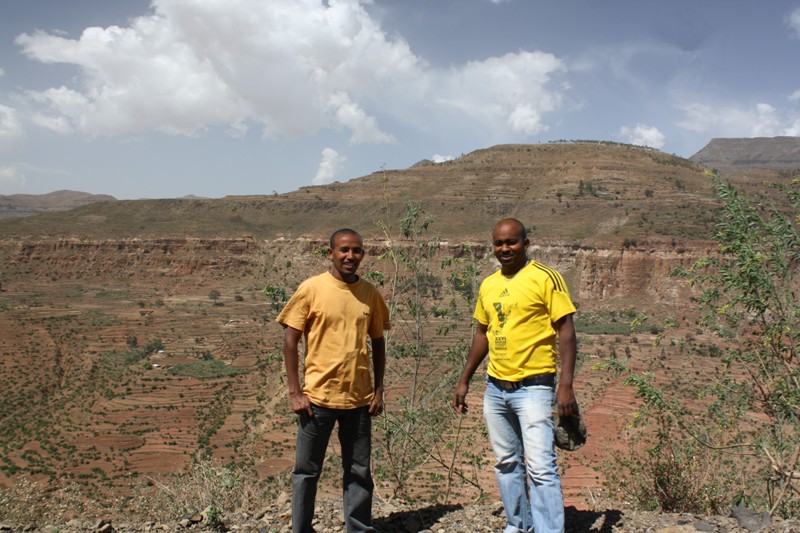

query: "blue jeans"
left=483, top=380, right=564, bottom=533
left=292, top=404, right=374, bottom=533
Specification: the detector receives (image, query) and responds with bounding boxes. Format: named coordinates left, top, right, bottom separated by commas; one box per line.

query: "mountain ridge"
left=0, top=142, right=737, bottom=244
left=0, top=190, right=115, bottom=220
left=688, top=136, right=800, bottom=172
left=4, top=136, right=799, bottom=227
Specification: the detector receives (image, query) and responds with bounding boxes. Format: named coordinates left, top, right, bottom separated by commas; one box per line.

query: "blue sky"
left=1, top=0, right=799, bottom=199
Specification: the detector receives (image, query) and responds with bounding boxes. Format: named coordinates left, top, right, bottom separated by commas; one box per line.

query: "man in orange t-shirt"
left=277, top=228, right=390, bottom=533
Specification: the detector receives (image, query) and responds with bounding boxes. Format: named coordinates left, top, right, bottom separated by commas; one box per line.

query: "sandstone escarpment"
left=1, top=237, right=711, bottom=312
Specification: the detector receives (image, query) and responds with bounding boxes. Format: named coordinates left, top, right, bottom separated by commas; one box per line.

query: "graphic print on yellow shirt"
left=474, top=261, right=575, bottom=381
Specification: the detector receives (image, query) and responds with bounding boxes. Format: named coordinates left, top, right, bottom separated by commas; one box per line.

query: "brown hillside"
left=0, top=142, right=742, bottom=244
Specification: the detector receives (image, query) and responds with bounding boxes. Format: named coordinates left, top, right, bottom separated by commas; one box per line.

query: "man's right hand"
left=290, top=392, right=313, bottom=417
left=453, top=383, right=470, bottom=414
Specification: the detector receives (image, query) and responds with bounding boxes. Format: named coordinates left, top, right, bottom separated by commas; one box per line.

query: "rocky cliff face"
left=5, top=237, right=262, bottom=280
left=1, top=236, right=711, bottom=315
left=690, top=136, right=800, bottom=172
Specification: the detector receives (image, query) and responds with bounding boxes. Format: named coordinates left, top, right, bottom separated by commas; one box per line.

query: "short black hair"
left=496, top=218, right=527, bottom=240
left=329, top=228, right=362, bottom=249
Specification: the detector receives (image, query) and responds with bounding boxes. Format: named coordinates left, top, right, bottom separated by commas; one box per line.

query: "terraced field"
left=0, top=231, right=719, bottom=511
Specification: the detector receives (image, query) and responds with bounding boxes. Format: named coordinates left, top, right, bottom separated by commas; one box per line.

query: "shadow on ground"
left=374, top=504, right=463, bottom=531
left=565, top=506, right=623, bottom=532
left=372, top=503, right=622, bottom=532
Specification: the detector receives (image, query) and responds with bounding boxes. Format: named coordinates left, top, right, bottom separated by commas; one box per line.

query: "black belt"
left=488, top=373, right=555, bottom=390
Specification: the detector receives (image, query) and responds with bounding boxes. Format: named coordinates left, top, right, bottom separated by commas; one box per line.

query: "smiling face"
left=327, top=231, right=364, bottom=283
left=492, top=219, right=529, bottom=276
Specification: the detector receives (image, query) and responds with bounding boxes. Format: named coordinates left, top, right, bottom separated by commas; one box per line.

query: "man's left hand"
left=369, top=386, right=384, bottom=416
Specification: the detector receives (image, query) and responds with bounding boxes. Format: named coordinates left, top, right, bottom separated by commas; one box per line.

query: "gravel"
left=2, top=497, right=799, bottom=532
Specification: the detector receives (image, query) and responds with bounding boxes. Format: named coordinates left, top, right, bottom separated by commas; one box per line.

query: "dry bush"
left=1, top=461, right=277, bottom=526
left=603, top=415, right=734, bottom=515
left=129, top=459, right=275, bottom=522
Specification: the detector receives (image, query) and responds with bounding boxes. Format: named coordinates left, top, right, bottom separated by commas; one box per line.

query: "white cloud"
left=788, top=7, right=800, bottom=38
left=0, top=105, right=25, bottom=153
left=30, top=111, right=74, bottom=134
left=13, top=0, right=567, bottom=145
left=226, top=121, right=249, bottom=139
left=431, top=154, right=454, bottom=163
left=16, top=22, right=248, bottom=136
left=676, top=101, right=791, bottom=138
left=13, top=0, right=408, bottom=142
left=676, top=103, right=717, bottom=133
left=619, top=124, right=665, bottom=149
left=0, top=67, right=5, bottom=77
left=313, top=147, right=346, bottom=185
left=750, top=103, right=782, bottom=137
left=790, top=89, right=800, bottom=101
left=435, top=51, right=565, bottom=136
left=328, top=92, right=395, bottom=144
left=0, top=163, right=27, bottom=191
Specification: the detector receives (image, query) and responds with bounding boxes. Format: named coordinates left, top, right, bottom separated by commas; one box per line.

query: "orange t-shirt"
left=277, top=272, right=391, bottom=409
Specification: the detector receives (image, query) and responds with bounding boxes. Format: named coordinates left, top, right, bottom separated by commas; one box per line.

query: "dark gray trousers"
left=292, top=404, right=374, bottom=533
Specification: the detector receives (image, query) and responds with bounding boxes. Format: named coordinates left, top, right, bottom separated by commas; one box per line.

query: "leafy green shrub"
left=606, top=176, right=800, bottom=517
left=262, top=284, right=288, bottom=312
left=372, top=200, right=488, bottom=503
left=206, top=505, right=224, bottom=530
left=94, top=290, right=132, bottom=300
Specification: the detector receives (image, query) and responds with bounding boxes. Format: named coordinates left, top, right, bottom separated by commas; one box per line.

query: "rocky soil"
left=1, top=496, right=797, bottom=533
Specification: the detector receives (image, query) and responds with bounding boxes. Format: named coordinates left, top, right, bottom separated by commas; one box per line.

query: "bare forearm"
left=453, top=325, right=489, bottom=414
left=371, top=337, right=386, bottom=389
left=557, top=314, right=577, bottom=385
left=282, top=326, right=313, bottom=416
left=556, top=314, right=578, bottom=416
left=458, top=327, right=489, bottom=385
left=282, top=326, right=304, bottom=394
left=369, top=337, right=386, bottom=415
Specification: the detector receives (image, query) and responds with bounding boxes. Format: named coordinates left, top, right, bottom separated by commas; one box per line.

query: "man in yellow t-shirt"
left=277, top=228, right=390, bottom=533
left=453, top=218, right=578, bottom=533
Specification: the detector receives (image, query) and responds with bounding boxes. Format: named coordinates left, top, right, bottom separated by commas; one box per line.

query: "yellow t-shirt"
left=474, top=261, right=575, bottom=381
left=276, top=272, right=391, bottom=409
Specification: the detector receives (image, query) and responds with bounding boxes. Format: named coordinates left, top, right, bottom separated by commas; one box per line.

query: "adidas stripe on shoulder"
left=530, top=262, right=567, bottom=293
